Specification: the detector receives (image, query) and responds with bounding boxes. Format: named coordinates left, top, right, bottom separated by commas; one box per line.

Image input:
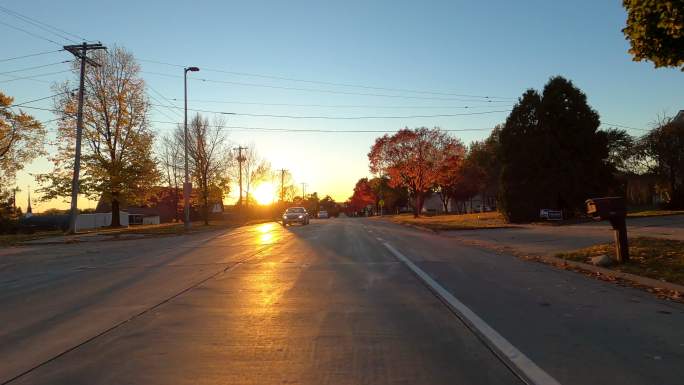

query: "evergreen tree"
left=498, top=77, right=612, bottom=222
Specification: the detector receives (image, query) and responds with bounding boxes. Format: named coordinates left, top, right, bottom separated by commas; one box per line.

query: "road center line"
left=383, top=242, right=561, bottom=385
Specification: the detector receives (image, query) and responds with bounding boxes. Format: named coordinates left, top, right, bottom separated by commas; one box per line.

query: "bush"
left=0, top=217, right=20, bottom=234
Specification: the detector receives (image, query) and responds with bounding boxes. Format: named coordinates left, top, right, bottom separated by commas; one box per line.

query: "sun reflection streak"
left=256, top=223, right=276, bottom=244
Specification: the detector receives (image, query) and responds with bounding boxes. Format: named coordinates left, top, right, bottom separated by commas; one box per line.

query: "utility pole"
left=235, top=146, right=247, bottom=207
left=277, top=168, right=287, bottom=202
left=12, top=186, right=18, bottom=216
left=64, top=42, right=106, bottom=234
left=183, top=66, right=199, bottom=230
left=301, top=182, right=307, bottom=200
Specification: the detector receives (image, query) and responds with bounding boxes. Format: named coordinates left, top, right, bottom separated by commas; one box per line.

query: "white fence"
left=75, top=211, right=129, bottom=231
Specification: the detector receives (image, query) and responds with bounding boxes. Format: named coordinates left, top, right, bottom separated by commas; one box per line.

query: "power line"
left=0, top=60, right=71, bottom=75
left=148, top=119, right=494, bottom=133
left=16, top=105, right=650, bottom=134
left=0, top=19, right=62, bottom=46
left=139, top=58, right=516, bottom=100
left=0, top=69, right=71, bottom=84
left=146, top=84, right=183, bottom=117
left=149, top=103, right=511, bottom=120
left=0, top=49, right=64, bottom=63
left=142, top=70, right=515, bottom=102
left=602, top=122, right=649, bottom=132
left=9, top=91, right=70, bottom=107
left=150, top=105, right=181, bottom=123
left=172, top=97, right=513, bottom=109
left=0, top=5, right=88, bottom=42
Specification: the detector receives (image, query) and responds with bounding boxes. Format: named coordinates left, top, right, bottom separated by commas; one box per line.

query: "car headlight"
left=298, top=215, right=303, bottom=218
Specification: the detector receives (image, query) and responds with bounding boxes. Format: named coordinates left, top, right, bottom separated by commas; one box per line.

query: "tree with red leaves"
left=434, top=138, right=466, bottom=213
left=369, top=127, right=459, bottom=217
left=346, top=177, right=377, bottom=216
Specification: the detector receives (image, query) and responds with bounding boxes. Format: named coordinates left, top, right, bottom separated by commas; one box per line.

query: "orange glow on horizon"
left=253, top=182, right=276, bottom=205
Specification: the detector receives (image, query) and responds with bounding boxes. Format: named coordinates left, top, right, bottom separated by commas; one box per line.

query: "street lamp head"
left=186, top=66, right=200, bottom=72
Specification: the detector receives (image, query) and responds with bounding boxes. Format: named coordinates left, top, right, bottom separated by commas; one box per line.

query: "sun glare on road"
left=256, top=222, right=277, bottom=244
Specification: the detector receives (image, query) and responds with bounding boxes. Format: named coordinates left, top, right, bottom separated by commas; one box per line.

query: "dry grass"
left=0, top=231, right=63, bottom=247
left=388, top=211, right=513, bottom=231
left=627, top=210, right=684, bottom=218
left=555, top=237, right=684, bottom=286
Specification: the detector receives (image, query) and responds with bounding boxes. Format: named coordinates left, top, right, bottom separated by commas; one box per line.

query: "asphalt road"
left=1, top=218, right=683, bottom=384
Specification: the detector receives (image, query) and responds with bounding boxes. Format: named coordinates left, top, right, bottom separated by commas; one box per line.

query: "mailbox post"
left=585, top=197, right=629, bottom=263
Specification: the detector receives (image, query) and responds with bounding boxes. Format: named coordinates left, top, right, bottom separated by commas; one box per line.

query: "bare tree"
left=158, top=133, right=183, bottom=221
left=176, top=114, right=231, bottom=224
left=239, top=146, right=271, bottom=208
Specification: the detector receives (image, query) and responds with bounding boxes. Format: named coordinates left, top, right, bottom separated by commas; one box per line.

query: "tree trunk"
left=670, top=167, right=679, bottom=208
left=111, top=195, right=121, bottom=227
left=203, top=191, right=209, bottom=225
left=413, top=193, right=424, bottom=218
left=178, top=187, right=182, bottom=222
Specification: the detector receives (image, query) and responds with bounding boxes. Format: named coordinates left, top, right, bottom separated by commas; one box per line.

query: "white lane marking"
left=375, top=237, right=384, bottom=241
left=383, top=242, right=561, bottom=385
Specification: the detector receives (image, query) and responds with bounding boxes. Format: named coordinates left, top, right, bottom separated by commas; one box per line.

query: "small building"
left=422, top=193, right=496, bottom=215
left=674, top=110, right=684, bottom=123
left=75, top=211, right=129, bottom=231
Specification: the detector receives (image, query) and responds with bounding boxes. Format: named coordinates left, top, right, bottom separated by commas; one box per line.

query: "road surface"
left=1, top=218, right=683, bottom=384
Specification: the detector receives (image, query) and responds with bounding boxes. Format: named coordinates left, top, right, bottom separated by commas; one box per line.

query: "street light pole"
left=184, top=66, right=199, bottom=231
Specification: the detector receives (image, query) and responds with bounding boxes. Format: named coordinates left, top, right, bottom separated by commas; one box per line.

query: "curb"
left=399, top=222, right=439, bottom=234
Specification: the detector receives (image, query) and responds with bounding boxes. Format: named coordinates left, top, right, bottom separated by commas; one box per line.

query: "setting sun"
left=253, top=182, right=276, bottom=205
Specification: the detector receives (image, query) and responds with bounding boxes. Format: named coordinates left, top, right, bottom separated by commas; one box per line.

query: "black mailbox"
left=586, top=197, right=626, bottom=220
left=585, top=197, right=629, bottom=263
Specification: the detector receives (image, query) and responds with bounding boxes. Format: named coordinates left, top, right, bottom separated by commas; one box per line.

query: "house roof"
left=675, top=110, right=684, bottom=122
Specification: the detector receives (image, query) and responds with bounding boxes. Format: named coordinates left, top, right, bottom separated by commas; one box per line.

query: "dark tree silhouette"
left=498, top=77, right=613, bottom=222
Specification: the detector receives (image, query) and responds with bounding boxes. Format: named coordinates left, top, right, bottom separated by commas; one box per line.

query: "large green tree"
left=499, top=77, right=613, bottom=222
left=0, top=91, right=45, bottom=193
left=38, top=47, right=158, bottom=227
left=637, top=117, right=684, bottom=208
left=623, top=0, right=684, bottom=70
left=464, top=126, right=502, bottom=211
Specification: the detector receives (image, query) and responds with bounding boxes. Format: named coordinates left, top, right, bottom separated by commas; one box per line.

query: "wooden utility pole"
left=301, top=182, right=307, bottom=200
left=12, top=186, right=18, bottom=216
left=235, top=146, right=247, bottom=207
left=64, top=42, right=106, bottom=234
left=277, top=168, right=287, bottom=202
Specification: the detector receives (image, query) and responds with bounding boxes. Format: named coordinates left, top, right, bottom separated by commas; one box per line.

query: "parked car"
left=282, top=207, right=310, bottom=226
left=317, top=210, right=329, bottom=219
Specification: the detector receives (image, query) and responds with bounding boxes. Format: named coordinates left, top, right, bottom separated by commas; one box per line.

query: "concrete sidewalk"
left=441, top=214, right=684, bottom=256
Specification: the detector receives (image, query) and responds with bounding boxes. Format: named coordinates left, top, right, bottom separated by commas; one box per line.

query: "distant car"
left=282, top=207, right=310, bottom=226
left=317, top=210, right=329, bottom=219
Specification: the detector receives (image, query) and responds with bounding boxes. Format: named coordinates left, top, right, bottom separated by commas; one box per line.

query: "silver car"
left=282, top=207, right=310, bottom=226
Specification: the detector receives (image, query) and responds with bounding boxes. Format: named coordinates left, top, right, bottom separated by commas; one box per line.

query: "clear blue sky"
left=2, top=0, right=682, bottom=210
